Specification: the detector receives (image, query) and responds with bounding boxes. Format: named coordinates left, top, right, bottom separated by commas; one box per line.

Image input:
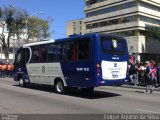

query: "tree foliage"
left=147, top=26, right=160, bottom=41
left=0, top=6, right=50, bottom=59
left=0, top=8, right=2, bottom=17
left=0, top=7, right=27, bottom=59
left=27, top=17, right=50, bottom=43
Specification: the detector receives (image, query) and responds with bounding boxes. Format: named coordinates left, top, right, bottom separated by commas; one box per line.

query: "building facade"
left=84, top=0, right=160, bottom=61
left=66, top=18, right=85, bottom=36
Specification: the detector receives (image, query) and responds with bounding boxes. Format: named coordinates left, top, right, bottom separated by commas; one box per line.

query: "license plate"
left=112, top=71, right=118, bottom=77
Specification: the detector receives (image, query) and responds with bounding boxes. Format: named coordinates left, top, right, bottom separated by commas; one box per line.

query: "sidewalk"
left=0, top=77, right=13, bottom=81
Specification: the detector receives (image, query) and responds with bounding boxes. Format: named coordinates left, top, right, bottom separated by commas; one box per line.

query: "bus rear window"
left=101, top=36, right=126, bottom=54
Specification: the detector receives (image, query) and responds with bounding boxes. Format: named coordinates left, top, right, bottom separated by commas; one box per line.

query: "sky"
left=0, top=0, right=85, bottom=39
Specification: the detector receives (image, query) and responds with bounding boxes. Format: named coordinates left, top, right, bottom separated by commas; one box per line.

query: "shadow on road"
left=13, top=84, right=121, bottom=99
left=135, top=91, right=145, bottom=94
left=65, top=89, right=121, bottom=99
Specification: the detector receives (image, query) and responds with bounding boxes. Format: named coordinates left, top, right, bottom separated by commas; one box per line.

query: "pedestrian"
left=145, top=61, right=153, bottom=93
left=150, top=60, right=158, bottom=88
left=10, top=63, right=14, bottom=77
left=0, top=62, right=2, bottom=77
left=129, top=53, right=135, bottom=63
left=135, top=61, right=142, bottom=85
left=141, top=62, right=146, bottom=85
left=2, top=63, right=7, bottom=78
left=7, top=63, right=12, bottom=77
left=137, top=62, right=144, bottom=85
left=6, top=62, right=10, bottom=77
left=156, top=63, right=160, bottom=87
left=129, top=61, right=136, bottom=85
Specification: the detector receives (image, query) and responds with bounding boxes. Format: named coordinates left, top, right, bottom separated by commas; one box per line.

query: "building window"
left=86, top=0, right=106, bottom=5
left=140, top=16, right=160, bottom=25
left=86, top=15, right=137, bottom=29
left=140, top=1, right=160, bottom=12
left=86, top=2, right=136, bottom=17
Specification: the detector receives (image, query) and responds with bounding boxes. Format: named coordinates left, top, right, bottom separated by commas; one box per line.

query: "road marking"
left=136, top=109, right=160, bottom=114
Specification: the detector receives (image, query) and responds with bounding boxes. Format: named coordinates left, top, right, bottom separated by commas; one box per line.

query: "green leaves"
left=147, top=26, right=160, bottom=41
left=0, top=7, right=2, bottom=17
left=1, top=6, right=50, bottom=43
left=0, top=6, right=50, bottom=59
left=27, top=17, right=49, bottom=41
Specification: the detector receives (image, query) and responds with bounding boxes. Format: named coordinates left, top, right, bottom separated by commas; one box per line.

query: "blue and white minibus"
left=14, top=33, right=129, bottom=93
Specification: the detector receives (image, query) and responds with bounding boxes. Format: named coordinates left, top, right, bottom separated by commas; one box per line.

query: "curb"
left=121, top=85, right=160, bottom=92
left=0, top=77, right=13, bottom=80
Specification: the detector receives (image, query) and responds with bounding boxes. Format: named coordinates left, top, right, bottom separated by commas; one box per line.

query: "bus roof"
left=22, top=33, right=125, bottom=48
left=22, top=34, right=96, bottom=48
left=23, top=39, right=55, bottom=47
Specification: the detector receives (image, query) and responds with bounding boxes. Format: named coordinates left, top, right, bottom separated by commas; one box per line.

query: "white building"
left=83, top=0, right=160, bottom=61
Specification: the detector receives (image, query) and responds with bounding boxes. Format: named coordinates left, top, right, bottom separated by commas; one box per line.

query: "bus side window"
left=68, top=41, right=77, bottom=61
left=62, top=42, right=68, bottom=61
left=56, top=43, right=62, bottom=61
left=47, top=44, right=55, bottom=62
left=31, top=46, right=39, bottom=63
left=47, top=43, right=62, bottom=62
left=71, top=41, right=77, bottom=61
left=62, top=41, right=77, bottom=61
left=39, top=45, right=47, bottom=63
left=24, top=48, right=30, bottom=64
left=78, top=38, right=90, bottom=60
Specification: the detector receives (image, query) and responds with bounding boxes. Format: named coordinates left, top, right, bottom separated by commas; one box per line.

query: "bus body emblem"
left=42, top=66, right=45, bottom=73
left=112, top=39, right=118, bottom=49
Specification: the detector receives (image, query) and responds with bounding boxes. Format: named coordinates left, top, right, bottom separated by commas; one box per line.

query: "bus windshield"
left=101, top=35, right=126, bottom=54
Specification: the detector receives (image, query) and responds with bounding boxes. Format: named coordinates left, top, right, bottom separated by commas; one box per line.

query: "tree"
left=0, top=7, right=27, bottom=59
left=147, top=26, right=160, bottom=41
left=0, top=7, right=2, bottom=17
left=0, top=6, right=50, bottom=59
left=26, top=16, right=50, bottom=43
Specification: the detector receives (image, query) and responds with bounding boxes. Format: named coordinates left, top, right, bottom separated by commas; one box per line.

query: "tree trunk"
left=5, top=32, right=11, bottom=60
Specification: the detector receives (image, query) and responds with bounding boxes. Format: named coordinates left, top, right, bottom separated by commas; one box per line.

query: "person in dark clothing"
left=156, top=63, right=160, bottom=87
left=145, top=61, right=153, bottom=93
left=129, top=62, right=137, bottom=85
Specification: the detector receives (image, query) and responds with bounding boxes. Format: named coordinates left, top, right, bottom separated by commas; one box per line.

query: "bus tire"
left=54, top=79, right=65, bottom=94
left=81, top=87, right=94, bottom=93
left=19, top=78, right=26, bottom=87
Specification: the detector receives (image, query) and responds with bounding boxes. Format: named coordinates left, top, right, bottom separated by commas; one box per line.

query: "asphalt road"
left=0, top=77, right=160, bottom=114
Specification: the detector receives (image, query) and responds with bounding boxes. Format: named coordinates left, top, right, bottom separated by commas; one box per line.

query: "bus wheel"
left=55, top=80, right=65, bottom=94
left=81, top=87, right=94, bottom=93
left=19, top=78, right=26, bottom=87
